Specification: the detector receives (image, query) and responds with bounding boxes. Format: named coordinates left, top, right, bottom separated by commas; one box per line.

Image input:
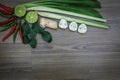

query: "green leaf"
left=23, top=35, right=30, bottom=44
left=29, top=38, right=37, bottom=48
left=41, top=31, right=52, bottom=43
left=30, top=28, right=37, bottom=38
left=22, top=21, right=31, bottom=44
left=22, top=21, right=30, bottom=35
left=32, top=23, right=52, bottom=43
left=32, top=23, right=44, bottom=33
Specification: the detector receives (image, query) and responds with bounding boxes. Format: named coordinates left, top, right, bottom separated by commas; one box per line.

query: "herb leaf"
left=29, top=38, right=37, bottom=48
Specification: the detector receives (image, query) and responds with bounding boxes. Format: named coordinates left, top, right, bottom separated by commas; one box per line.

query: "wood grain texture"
left=0, top=0, right=120, bottom=80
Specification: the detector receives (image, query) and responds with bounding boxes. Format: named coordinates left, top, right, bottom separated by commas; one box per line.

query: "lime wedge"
left=26, top=11, right=38, bottom=24
left=14, top=5, right=26, bottom=17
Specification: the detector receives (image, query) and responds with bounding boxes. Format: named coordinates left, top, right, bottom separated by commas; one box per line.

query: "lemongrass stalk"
left=38, top=12, right=109, bottom=29
left=27, top=6, right=106, bottom=22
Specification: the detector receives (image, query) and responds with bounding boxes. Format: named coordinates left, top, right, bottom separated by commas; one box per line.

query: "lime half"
left=15, top=5, right=26, bottom=17
left=26, top=11, right=38, bottom=24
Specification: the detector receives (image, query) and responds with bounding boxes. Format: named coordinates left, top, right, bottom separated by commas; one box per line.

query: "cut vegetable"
left=38, top=12, right=109, bottom=29
left=78, top=24, right=87, bottom=33
left=69, top=22, right=78, bottom=32
left=26, top=11, right=38, bottom=23
left=59, top=19, right=68, bottom=29
left=14, top=5, right=26, bottom=17
left=40, top=18, right=58, bottom=29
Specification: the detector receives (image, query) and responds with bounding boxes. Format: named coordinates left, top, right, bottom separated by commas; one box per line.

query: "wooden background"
left=0, top=0, right=120, bottom=80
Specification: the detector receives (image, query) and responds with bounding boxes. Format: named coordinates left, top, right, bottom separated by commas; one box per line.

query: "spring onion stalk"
left=38, top=12, right=109, bottom=29
left=27, top=6, right=106, bottom=22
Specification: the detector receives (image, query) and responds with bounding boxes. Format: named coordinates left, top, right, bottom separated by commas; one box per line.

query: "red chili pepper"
left=2, top=23, right=17, bottom=42
left=0, top=3, right=13, bottom=12
left=0, top=17, right=15, bottom=25
left=19, top=25, right=24, bottom=43
left=0, top=9, right=12, bottom=15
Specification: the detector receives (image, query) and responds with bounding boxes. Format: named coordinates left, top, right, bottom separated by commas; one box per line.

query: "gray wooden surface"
left=0, top=0, right=120, bottom=80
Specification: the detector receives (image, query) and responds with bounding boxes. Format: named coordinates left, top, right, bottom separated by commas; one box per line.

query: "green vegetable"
left=30, top=28, right=37, bottom=38
left=22, top=21, right=31, bottom=44
left=29, top=38, right=37, bottom=48
left=44, top=5, right=103, bottom=18
left=0, top=13, right=12, bottom=18
left=24, top=0, right=101, bottom=8
left=41, top=31, right=52, bottom=43
left=0, top=22, right=15, bottom=32
left=32, top=23, right=52, bottom=43
left=27, top=6, right=106, bottom=22
left=38, top=12, right=109, bottom=29
left=22, top=21, right=30, bottom=35
left=0, top=26, right=11, bottom=32
left=32, top=22, right=44, bottom=33
left=23, top=35, right=30, bottom=44
left=13, top=21, right=20, bottom=43
left=0, top=21, right=15, bottom=27
left=22, top=0, right=106, bottom=22
left=21, top=0, right=110, bottom=29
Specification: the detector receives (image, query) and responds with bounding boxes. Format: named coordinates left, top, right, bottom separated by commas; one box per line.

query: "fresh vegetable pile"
left=0, top=0, right=109, bottom=48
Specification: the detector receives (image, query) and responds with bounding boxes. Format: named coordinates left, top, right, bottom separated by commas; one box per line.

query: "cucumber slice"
left=26, top=11, right=38, bottom=24
left=59, top=19, right=68, bottom=29
left=78, top=24, right=87, bottom=33
left=14, top=5, right=26, bottom=17
left=69, top=22, right=78, bottom=31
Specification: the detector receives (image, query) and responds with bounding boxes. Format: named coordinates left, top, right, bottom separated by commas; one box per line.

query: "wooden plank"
left=0, top=0, right=120, bottom=80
